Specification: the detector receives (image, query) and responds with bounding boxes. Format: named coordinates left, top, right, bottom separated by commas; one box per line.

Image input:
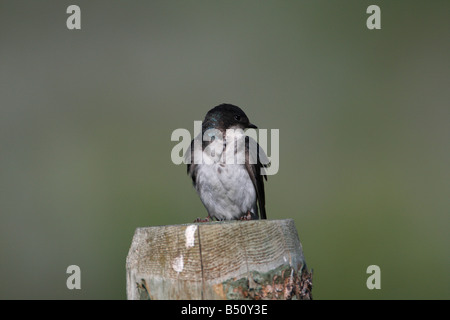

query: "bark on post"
left=126, top=219, right=312, bottom=300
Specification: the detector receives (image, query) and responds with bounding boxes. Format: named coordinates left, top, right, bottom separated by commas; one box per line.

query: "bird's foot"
left=239, top=211, right=253, bottom=221
left=194, top=216, right=211, bottom=223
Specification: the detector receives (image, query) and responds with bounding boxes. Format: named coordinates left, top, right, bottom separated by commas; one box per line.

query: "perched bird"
left=186, top=103, right=268, bottom=222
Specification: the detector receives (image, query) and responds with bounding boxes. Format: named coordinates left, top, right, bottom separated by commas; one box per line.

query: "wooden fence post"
left=126, top=219, right=312, bottom=300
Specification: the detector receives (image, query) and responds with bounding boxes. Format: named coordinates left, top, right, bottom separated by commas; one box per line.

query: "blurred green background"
left=0, top=0, right=449, bottom=299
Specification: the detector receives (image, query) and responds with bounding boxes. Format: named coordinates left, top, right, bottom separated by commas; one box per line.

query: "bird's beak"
left=247, top=123, right=258, bottom=129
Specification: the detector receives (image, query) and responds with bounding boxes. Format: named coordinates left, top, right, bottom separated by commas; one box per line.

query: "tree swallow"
left=186, top=104, right=268, bottom=222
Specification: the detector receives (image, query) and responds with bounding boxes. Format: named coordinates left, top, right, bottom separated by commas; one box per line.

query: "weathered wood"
left=126, top=219, right=312, bottom=300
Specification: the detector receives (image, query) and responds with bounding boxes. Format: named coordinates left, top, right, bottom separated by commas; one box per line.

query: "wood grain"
left=126, top=219, right=311, bottom=300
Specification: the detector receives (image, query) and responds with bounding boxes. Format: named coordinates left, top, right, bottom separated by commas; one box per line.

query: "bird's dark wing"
left=187, top=131, right=220, bottom=187
left=245, top=136, right=268, bottom=219
left=186, top=138, right=198, bottom=187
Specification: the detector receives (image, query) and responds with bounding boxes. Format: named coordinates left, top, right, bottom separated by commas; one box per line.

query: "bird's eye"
left=234, top=115, right=241, bottom=121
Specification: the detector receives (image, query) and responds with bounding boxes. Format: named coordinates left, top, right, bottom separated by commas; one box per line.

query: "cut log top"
left=126, top=219, right=312, bottom=300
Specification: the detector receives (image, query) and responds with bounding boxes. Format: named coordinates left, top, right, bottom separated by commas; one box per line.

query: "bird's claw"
left=239, top=211, right=253, bottom=221
left=194, top=216, right=211, bottom=223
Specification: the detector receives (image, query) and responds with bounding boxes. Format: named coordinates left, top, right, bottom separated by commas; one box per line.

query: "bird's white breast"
left=194, top=138, right=256, bottom=220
